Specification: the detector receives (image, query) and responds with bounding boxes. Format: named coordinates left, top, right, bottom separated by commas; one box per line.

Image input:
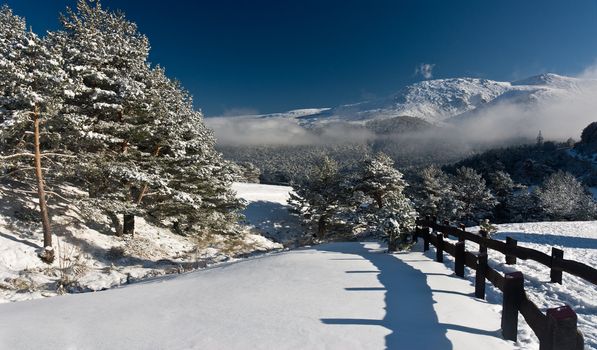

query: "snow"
left=439, top=221, right=597, bottom=350
left=1, top=182, right=594, bottom=349
left=0, top=241, right=516, bottom=350
left=232, top=182, right=304, bottom=245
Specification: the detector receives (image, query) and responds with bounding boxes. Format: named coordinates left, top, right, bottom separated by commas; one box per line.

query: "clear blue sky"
left=5, top=0, right=597, bottom=116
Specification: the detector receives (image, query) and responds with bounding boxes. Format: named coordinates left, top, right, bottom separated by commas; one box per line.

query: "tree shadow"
left=0, top=231, right=42, bottom=249
left=242, top=200, right=301, bottom=243
left=317, top=242, right=453, bottom=350
left=317, top=242, right=503, bottom=350
left=494, top=231, right=597, bottom=249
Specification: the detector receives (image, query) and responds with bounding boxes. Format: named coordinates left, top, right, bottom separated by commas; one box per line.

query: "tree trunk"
left=123, top=213, right=135, bottom=236
left=33, top=106, right=54, bottom=263
left=317, top=216, right=327, bottom=239
left=135, top=145, right=161, bottom=205
left=107, top=211, right=123, bottom=236
left=375, top=193, right=384, bottom=209
left=387, top=239, right=397, bottom=252
left=122, top=145, right=161, bottom=237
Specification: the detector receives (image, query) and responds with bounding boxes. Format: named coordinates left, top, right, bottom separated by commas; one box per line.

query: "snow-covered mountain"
left=211, top=73, right=595, bottom=127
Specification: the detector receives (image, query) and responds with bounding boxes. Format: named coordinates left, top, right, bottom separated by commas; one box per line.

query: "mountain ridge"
left=207, top=73, right=595, bottom=128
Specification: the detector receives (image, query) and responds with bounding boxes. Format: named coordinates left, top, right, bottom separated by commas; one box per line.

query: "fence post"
left=506, top=237, right=517, bottom=265
left=443, top=220, right=450, bottom=238
left=479, top=230, right=488, bottom=254
left=550, top=248, right=564, bottom=284
left=423, top=227, right=430, bottom=252
left=455, top=241, right=465, bottom=277
left=501, top=271, right=524, bottom=341
left=436, top=233, right=444, bottom=263
left=475, top=253, right=487, bottom=299
left=458, top=224, right=466, bottom=242
left=541, top=305, right=584, bottom=350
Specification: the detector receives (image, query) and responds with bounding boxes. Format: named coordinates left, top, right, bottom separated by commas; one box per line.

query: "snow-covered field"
left=0, top=241, right=516, bottom=350
left=233, top=182, right=304, bottom=245
left=439, top=221, right=597, bottom=349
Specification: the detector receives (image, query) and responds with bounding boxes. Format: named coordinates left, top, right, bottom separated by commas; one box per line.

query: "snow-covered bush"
left=536, top=171, right=596, bottom=221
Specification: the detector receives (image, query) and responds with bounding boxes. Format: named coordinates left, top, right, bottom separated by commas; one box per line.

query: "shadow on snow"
left=317, top=242, right=500, bottom=350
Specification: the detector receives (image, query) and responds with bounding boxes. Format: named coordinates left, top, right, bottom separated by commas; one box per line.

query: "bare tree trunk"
left=33, top=106, right=54, bottom=263
left=107, top=211, right=123, bottom=236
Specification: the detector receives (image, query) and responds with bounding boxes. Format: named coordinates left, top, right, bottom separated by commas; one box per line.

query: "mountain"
left=208, top=73, right=595, bottom=128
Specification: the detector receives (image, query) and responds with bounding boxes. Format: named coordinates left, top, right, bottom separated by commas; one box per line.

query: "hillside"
left=0, top=183, right=284, bottom=303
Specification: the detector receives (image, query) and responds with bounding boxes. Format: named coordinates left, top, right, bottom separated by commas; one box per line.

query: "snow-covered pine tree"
left=356, top=153, right=417, bottom=247
left=0, top=5, right=69, bottom=262
left=357, top=153, right=407, bottom=209
left=452, top=167, right=496, bottom=224
left=136, top=67, right=243, bottom=235
left=414, top=165, right=462, bottom=221
left=488, top=170, right=514, bottom=221
left=289, top=156, right=352, bottom=239
left=52, top=0, right=244, bottom=236
left=536, top=171, right=596, bottom=220
left=49, top=0, right=153, bottom=235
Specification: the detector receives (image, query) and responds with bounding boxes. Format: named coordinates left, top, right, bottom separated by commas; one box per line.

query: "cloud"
left=205, top=116, right=375, bottom=146
left=415, top=63, right=435, bottom=79
left=578, top=61, right=597, bottom=79
left=214, top=107, right=260, bottom=117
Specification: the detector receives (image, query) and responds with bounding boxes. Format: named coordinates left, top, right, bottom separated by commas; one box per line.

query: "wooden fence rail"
left=418, top=218, right=597, bottom=285
left=415, top=217, right=588, bottom=350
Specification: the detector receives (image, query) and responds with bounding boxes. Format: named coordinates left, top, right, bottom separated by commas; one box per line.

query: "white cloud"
left=415, top=63, right=435, bottom=79
left=215, top=107, right=260, bottom=117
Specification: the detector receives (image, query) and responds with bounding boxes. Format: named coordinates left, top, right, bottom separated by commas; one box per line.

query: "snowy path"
left=0, top=241, right=515, bottom=350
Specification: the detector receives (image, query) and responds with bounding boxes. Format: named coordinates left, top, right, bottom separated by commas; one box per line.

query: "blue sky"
left=5, top=0, right=597, bottom=116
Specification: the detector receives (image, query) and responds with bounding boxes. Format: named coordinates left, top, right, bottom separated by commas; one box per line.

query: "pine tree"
left=414, top=165, right=463, bottom=221
left=43, top=0, right=243, bottom=237
left=452, top=167, right=496, bottom=224
left=488, top=170, right=514, bottom=221
left=289, top=156, right=352, bottom=239
left=357, top=153, right=407, bottom=209
left=47, top=0, right=153, bottom=235
left=356, top=153, right=417, bottom=248
left=536, top=130, right=544, bottom=146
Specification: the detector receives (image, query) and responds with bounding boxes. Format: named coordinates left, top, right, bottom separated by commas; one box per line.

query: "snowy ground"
left=1, top=181, right=595, bottom=349
left=232, top=182, right=304, bottom=245
left=0, top=182, right=282, bottom=303
left=439, top=221, right=597, bottom=350
left=0, top=241, right=516, bottom=350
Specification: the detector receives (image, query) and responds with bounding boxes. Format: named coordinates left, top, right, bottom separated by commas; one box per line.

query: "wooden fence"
left=414, top=217, right=595, bottom=350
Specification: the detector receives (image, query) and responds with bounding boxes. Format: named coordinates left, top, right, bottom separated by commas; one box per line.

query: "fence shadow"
left=317, top=242, right=454, bottom=350
left=494, top=232, right=597, bottom=249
